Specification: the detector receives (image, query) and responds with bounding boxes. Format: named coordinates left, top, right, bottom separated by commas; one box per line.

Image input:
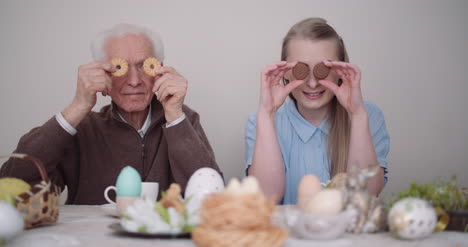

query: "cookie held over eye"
left=143, top=57, right=162, bottom=77
left=110, top=58, right=129, bottom=77
left=292, top=62, right=310, bottom=80
left=313, top=62, right=330, bottom=80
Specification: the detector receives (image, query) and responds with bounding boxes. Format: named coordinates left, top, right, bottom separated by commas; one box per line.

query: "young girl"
left=245, top=18, right=390, bottom=204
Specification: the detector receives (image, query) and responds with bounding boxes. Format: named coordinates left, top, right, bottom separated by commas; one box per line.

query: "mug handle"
left=104, top=186, right=117, bottom=204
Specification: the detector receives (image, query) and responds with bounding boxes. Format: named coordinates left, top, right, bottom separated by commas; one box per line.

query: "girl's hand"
left=259, top=61, right=304, bottom=116
left=318, top=60, right=366, bottom=116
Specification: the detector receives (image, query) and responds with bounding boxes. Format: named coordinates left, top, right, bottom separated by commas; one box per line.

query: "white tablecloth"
left=7, top=205, right=468, bottom=247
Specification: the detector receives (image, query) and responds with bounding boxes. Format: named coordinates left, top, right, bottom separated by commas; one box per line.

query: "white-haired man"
left=0, top=24, right=221, bottom=204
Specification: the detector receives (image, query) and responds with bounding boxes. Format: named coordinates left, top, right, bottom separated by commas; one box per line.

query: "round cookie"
left=143, top=57, right=162, bottom=77
left=110, top=58, right=128, bottom=77
left=292, top=62, right=310, bottom=80
left=313, top=62, right=330, bottom=80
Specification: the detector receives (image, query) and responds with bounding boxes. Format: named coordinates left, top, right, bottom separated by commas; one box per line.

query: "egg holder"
left=446, top=209, right=468, bottom=232
left=0, top=153, right=60, bottom=229
left=442, top=187, right=468, bottom=232
left=273, top=205, right=353, bottom=240
left=446, top=187, right=468, bottom=231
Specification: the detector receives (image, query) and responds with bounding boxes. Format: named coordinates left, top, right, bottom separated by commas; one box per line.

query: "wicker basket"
left=192, top=225, right=287, bottom=247
left=1, top=153, right=60, bottom=229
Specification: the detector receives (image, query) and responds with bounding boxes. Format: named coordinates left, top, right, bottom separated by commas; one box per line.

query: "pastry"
left=159, top=183, right=185, bottom=213
left=110, top=58, right=128, bottom=77
left=312, top=62, right=330, bottom=80
left=143, top=57, right=162, bottom=77
left=292, top=62, right=310, bottom=80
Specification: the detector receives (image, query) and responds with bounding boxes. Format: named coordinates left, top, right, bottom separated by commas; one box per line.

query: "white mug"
left=103, top=186, right=137, bottom=215
left=104, top=186, right=118, bottom=204
left=141, top=182, right=159, bottom=201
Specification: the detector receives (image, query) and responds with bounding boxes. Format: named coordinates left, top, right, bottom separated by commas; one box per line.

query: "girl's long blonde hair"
left=281, top=18, right=350, bottom=177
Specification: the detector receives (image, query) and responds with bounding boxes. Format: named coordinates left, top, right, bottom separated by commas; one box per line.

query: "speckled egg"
left=388, top=197, right=437, bottom=240
left=116, top=166, right=142, bottom=197
left=184, top=167, right=224, bottom=215
left=297, top=174, right=323, bottom=209
left=185, top=167, right=224, bottom=199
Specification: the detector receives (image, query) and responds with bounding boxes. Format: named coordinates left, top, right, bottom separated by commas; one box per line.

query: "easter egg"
left=224, top=176, right=262, bottom=195
left=0, top=177, right=31, bottom=203
left=185, top=167, right=224, bottom=199
left=116, top=166, right=142, bottom=197
left=184, top=167, right=224, bottom=215
left=0, top=201, right=24, bottom=243
left=297, top=174, right=322, bottom=209
left=388, top=197, right=437, bottom=240
left=304, top=189, right=344, bottom=215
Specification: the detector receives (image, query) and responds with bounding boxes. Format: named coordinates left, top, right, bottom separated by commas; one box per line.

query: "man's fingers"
left=153, top=74, right=172, bottom=93
left=157, top=85, right=177, bottom=102
left=101, top=63, right=116, bottom=73
left=155, top=66, right=178, bottom=76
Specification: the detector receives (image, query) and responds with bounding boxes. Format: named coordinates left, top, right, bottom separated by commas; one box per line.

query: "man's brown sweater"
left=0, top=99, right=221, bottom=205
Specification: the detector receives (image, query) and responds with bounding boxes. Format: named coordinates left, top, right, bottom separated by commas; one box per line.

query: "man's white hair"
left=90, top=23, right=165, bottom=62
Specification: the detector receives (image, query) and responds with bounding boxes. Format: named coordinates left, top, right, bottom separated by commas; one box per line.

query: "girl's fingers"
left=318, top=79, right=340, bottom=95
left=282, top=80, right=304, bottom=95
left=334, top=69, right=348, bottom=84
left=347, top=63, right=361, bottom=82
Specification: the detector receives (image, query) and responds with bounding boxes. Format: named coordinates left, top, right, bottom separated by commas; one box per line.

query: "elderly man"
left=0, top=24, right=221, bottom=205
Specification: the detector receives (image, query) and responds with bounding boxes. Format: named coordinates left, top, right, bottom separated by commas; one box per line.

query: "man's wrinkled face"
left=105, top=34, right=159, bottom=114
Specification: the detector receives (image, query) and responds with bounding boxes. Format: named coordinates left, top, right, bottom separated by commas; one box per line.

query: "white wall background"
left=0, top=0, right=467, bottom=199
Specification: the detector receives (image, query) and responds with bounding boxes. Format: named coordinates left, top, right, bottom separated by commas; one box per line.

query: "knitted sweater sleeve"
left=0, top=116, right=77, bottom=191
left=162, top=106, right=222, bottom=190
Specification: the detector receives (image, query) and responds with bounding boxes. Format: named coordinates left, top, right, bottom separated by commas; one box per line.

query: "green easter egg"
left=116, top=166, right=142, bottom=197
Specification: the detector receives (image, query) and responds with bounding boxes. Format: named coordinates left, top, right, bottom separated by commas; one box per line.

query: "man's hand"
left=152, top=67, right=187, bottom=123
left=62, top=62, right=115, bottom=128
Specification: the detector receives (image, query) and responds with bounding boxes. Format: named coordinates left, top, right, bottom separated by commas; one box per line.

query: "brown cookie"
left=292, top=62, right=310, bottom=80
left=313, top=62, right=330, bottom=80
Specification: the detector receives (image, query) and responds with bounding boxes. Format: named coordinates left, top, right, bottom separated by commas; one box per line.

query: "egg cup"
left=274, top=205, right=353, bottom=240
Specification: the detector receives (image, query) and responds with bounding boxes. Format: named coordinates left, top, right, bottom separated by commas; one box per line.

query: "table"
left=7, top=205, right=468, bottom=247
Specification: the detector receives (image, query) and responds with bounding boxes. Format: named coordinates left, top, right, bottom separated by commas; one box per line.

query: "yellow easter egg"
left=297, top=174, right=322, bottom=209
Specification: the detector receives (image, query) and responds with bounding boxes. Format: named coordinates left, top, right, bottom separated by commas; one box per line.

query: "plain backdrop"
left=0, top=0, right=467, bottom=201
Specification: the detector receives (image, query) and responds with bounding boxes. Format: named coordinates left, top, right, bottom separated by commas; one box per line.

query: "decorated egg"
left=116, top=166, right=142, bottom=197
left=304, top=189, right=344, bottom=215
left=388, top=197, right=437, bottom=240
left=297, top=174, right=323, bottom=209
left=224, top=176, right=261, bottom=195
left=184, top=167, right=224, bottom=214
left=0, top=201, right=24, bottom=243
left=224, top=178, right=242, bottom=194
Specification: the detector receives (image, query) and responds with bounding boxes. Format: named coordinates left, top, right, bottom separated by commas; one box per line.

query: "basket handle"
left=0, top=153, right=49, bottom=182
